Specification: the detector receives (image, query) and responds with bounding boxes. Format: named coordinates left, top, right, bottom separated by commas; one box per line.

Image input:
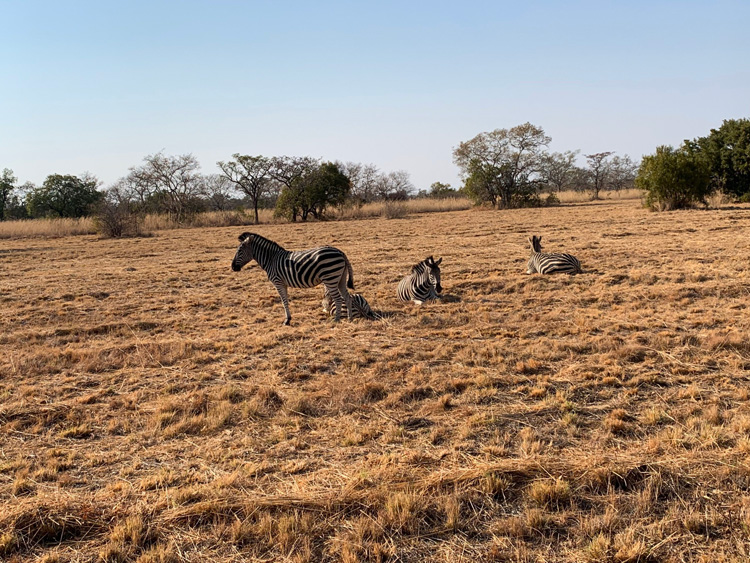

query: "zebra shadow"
left=437, top=293, right=461, bottom=303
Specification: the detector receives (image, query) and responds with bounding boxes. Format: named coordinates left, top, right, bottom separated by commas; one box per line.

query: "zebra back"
left=526, top=235, right=582, bottom=274
left=322, top=292, right=378, bottom=320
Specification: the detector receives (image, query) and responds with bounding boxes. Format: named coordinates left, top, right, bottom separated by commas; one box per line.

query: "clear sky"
left=3, top=0, right=748, bottom=192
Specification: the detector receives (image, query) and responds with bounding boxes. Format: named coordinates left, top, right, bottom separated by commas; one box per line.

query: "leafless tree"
left=374, top=170, right=414, bottom=200
left=217, top=154, right=273, bottom=223
left=115, top=153, right=205, bottom=221
left=541, top=150, right=580, bottom=193
left=584, top=152, right=614, bottom=200
left=607, top=155, right=638, bottom=193
left=203, top=173, right=238, bottom=211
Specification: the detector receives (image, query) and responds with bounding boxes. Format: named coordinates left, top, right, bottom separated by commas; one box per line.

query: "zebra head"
left=231, top=232, right=256, bottom=271
left=420, top=256, right=442, bottom=293
left=528, top=235, right=543, bottom=253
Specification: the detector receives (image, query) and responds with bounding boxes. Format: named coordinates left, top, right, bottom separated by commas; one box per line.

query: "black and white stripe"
left=397, top=256, right=443, bottom=304
left=526, top=235, right=582, bottom=274
left=231, top=232, right=354, bottom=325
left=322, top=291, right=379, bottom=320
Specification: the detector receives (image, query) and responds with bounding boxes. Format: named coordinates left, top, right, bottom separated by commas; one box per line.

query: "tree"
left=453, top=123, right=551, bottom=208
left=275, top=161, right=350, bottom=221
left=26, top=173, right=102, bottom=218
left=202, top=174, right=238, bottom=211
left=374, top=170, right=414, bottom=201
left=608, top=155, right=639, bottom=193
left=691, top=118, right=750, bottom=197
left=301, top=162, right=351, bottom=219
left=583, top=152, right=614, bottom=200
left=0, top=168, right=17, bottom=220
left=93, top=185, right=143, bottom=237
left=541, top=151, right=579, bottom=193
left=217, top=154, right=273, bottom=223
left=117, top=153, right=206, bottom=221
left=428, top=181, right=458, bottom=198
left=337, top=162, right=381, bottom=204
left=270, top=156, right=320, bottom=222
left=636, top=144, right=711, bottom=211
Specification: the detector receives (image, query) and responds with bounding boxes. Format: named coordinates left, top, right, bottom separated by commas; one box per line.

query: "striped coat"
left=526, top=235, right=582, bottom=274
left=397, top=256, right=443, bottom=304
left=322, top=291, right=379, bottom=320
left=231, top=232, right=354, bottom=325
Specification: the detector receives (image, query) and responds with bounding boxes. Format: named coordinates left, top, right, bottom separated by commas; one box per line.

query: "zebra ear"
left=434, top=257, right=442, bottom=266
left=238, top=232, right=253, bottom=243
left=426, top=256, right=434, bottom=265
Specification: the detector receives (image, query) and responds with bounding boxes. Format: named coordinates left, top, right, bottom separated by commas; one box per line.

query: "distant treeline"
left=1, top=117, right=747, bottom=232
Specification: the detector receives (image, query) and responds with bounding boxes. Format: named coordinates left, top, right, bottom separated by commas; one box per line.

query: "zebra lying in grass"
left=231, top=232, right=354, bottom=325
left=397, top=256, right=443, bottom=304
left=321, top=290, right=379, bottom=320
left=526, top=235, right=582, bottom=274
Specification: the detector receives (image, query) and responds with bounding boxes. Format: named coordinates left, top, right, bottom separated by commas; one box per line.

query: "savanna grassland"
left=2, top=199, right=750, bottom=562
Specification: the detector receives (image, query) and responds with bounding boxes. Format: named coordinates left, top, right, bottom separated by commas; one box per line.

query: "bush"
left=94, top=199, right=144, bottom=237
left=636, top=145, right=712, bottom=211
left=382, top=201, right=408, bottom=219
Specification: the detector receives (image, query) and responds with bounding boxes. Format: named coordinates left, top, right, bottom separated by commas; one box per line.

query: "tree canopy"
left=453, top=123, right=551, bottom=208
left=690, top=118, right=750, bottom=197
left=25, top=173, right=102, bottom=218
left=636, top=145, right=711, bottom=211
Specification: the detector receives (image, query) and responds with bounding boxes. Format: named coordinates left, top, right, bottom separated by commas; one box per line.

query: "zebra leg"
left=326, top=285, right=344, bottom=322
left=339, top=276, right=353, bottom=321
left=274, top=282, right=292, bottom=325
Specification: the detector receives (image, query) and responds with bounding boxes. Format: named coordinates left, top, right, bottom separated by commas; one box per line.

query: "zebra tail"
left=346, top=257, right=355, bottom=290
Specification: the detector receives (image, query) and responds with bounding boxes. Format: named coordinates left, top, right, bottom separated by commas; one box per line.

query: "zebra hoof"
left=283, top=319, right=291, bottom=326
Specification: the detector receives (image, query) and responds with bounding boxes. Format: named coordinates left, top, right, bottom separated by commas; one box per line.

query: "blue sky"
left=2, top=0, right=748, bottom=191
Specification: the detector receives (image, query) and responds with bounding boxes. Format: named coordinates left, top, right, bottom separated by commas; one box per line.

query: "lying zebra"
left=321, top=290, right=379, bottom=320
left=397, top=256, right=442, bottom=304
left=231, top=232, right=354, bottom=325
left=526, top=235, right=582, bottom=274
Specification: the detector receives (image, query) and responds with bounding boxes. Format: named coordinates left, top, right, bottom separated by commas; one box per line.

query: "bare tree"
left=375, top=170, right=414, bottom=200
left=607, top=155, right=638, bottom=193
left=217, top=154, right=273, bottom=223
left=337, top=162, right=381, bottom=204
left=541, top=150, right=579, bottom=193
left=584, top=152, right=614, bottom=200
left=203, top=173, right=238, bottom=211
left=116, top=153, right=205, bottom=221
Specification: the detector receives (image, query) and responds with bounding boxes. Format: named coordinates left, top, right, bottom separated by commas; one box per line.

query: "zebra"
left=231, top=232, right=354, bottom=325
left=526, top=235, right=582, bottom=274
left=397, top=256, right=443, bottom=304
left=322, top=290, right=379, bottom=320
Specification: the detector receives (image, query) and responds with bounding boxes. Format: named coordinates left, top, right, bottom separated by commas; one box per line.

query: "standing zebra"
left=397, top=256, right=443, bottom=304
left=231, top=232, right=354, bottom=325
left=322, top=290, right=379, bottom=320
left=526, top=235, right=582, bottom=274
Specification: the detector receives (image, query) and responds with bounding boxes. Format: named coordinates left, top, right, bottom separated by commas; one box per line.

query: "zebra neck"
left=253, top=240, right=289, bottom=271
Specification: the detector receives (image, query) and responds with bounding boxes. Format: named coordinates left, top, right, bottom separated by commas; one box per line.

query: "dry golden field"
left=2, top=199, right=750, bottom=562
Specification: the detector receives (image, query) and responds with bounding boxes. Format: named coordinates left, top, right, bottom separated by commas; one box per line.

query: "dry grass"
left=3, top=199, right=750, bottom=561
left=0, top=198, right=473, bottom=239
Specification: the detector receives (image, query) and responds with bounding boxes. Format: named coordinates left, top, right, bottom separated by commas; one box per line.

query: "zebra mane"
left=238, top=232, right=286, bottom=252
left=411, top=256, right=441, bottom=274
left=411, top=260, right=428, bottom=274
